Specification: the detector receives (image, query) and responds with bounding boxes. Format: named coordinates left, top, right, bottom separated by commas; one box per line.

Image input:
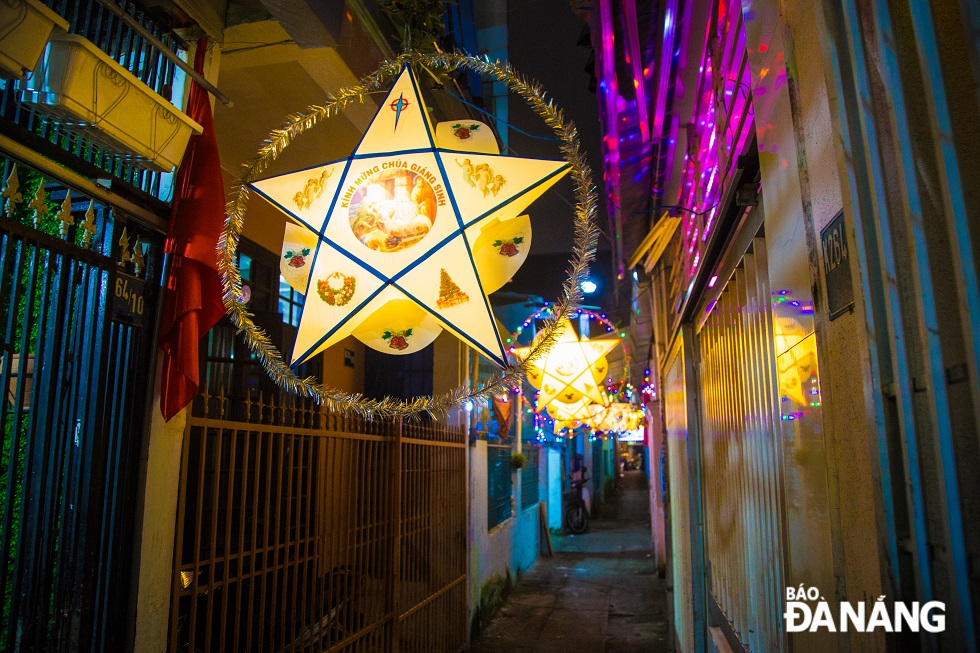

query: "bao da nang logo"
left=784, top=586, right=945, bottom=633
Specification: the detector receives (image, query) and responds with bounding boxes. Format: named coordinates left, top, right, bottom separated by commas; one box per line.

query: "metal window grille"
left=0, top=155, right=162, bottom=652
left=520, top=445, right=540, bottom=510
left=697, top=242, right=787, bottom=652
left=487, top=444, right=512, bottom=529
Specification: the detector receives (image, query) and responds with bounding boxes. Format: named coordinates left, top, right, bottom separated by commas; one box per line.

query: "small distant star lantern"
left=252, top=65, right=569, bottom=368
left=546, top=396, right=593, bottom=431
left=585, top=402, right=642, bottom=433
left=514, top=317, right=620, bottom=411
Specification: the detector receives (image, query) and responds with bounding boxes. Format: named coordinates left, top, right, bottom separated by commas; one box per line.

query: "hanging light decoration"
left=513, top=317, right=619, bottom=410
left=585, top=401, right=643, bottom=432
left=545, top=396, right=592, bottom=431
left=253, top=65, right=568, bottom=367
left=506, top=305, right=632, bottom=384
left=641, top=368, right=656, bottom=402
left=217, top=49, right=601, bottom=418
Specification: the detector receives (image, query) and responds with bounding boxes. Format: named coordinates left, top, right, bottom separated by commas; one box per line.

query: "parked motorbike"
left=563, top=476, right=591, bottom=534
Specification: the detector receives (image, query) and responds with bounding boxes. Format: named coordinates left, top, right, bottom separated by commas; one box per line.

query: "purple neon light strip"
left=652, top=0, right=678, bottom=139
left=624, top=0, right=650, bottom=142
left=672, top=0, right=755, bottom=296
left=597, top=0, right=623, bottom=276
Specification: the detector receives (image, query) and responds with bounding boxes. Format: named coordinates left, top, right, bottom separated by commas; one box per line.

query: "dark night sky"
left=487, top=1, right=614, bottom=310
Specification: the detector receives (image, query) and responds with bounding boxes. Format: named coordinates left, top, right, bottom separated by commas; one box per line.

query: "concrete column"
left=132, top=354, right=187, bottom=653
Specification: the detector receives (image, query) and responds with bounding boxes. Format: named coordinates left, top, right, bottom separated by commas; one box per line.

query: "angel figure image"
left=293, top=169, right=334, bottom=210
left=473, top=163, right=492, bottom=195
left=456, top=158, right=476, bottom=187
left=486, top=174, right=506, bottom=197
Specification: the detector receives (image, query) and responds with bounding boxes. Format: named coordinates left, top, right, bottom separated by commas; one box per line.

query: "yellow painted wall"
left=321, top=336, right=365, bottom=394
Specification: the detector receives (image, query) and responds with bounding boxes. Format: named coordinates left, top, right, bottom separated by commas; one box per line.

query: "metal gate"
left=0, top=159, right=161, bottom=652
left=695, top=240, right=788, bottom=652
left=169, top=385, right=468, bottom=653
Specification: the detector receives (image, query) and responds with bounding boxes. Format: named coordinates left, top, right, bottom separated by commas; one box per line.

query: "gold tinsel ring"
left=218, top=51, right=600, bottom=419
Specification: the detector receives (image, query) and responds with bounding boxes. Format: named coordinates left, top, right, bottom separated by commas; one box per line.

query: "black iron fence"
left=0, top=155, right=162, bottom=652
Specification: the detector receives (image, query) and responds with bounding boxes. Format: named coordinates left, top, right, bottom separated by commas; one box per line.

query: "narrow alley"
left=472, top=471, right=669, bottom=653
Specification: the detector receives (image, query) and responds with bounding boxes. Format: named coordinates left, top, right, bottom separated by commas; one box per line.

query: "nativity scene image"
left=348, top=168, right=437, bottom=253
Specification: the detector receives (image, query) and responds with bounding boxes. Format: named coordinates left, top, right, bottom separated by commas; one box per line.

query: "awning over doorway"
left=626, top=212, right=681, bottom=272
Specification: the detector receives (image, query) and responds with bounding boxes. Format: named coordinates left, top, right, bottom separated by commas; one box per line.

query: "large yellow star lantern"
left=250, top=65, right=569, bottom=367
left=513, top=317, right=620, bottom=410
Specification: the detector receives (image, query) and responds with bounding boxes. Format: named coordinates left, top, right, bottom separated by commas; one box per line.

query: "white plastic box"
left=0, top=0, right=68, bottom=80
left=19, top=33, right=203, bottom=172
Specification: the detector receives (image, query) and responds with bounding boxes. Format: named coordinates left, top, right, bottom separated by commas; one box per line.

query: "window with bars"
left=487, top=444, right=512, bottom=529
left=279, top=276, right=305, bottom=327
left=201, top=242, right=321, bottom=415
left=521, top=445, right=540, bottom=510
left=364, top=344, right=434, bottom=401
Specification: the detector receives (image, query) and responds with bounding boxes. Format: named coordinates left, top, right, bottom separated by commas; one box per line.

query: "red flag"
left=158, top=37, right=226, bottom=421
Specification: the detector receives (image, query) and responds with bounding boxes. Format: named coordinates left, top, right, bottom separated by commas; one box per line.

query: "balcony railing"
left=0, top=0, right=183, bottom=200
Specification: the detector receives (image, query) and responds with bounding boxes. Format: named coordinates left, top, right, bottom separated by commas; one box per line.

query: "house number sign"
left=820, top=210, right=854, bottom=320
left=111, top=273, right=146, bottom=327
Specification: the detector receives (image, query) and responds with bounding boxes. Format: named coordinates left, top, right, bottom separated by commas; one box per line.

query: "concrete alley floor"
left=471, top=470, right=669, bottom=653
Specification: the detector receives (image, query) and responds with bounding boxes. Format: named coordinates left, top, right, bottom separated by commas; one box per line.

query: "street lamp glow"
left=581, top=279, right=598, bottom=294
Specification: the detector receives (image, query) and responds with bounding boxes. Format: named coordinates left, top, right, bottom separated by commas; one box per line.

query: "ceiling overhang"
left=258, top=0, right=345, bottom=48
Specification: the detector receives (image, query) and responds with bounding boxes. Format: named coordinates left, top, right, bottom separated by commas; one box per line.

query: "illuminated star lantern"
left=514, top=318, right=620, bottom=410
left=547, top=400, right=641, bottom=433
left=545, top=396, right=592, bottom=432
left=585, top=402, right=642, bottom=432
left=251, top=65, right=569, bottom=367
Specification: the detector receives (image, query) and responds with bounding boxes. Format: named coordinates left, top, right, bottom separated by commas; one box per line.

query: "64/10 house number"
left=111, top=273, right=146, bottom=327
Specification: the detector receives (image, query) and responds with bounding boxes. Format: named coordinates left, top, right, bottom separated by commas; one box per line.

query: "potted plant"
left=19, top=33, right=202, bottom=171
left=509, top=452, right=527, bottom=470
left=0, top=0, right=68, bottom=80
